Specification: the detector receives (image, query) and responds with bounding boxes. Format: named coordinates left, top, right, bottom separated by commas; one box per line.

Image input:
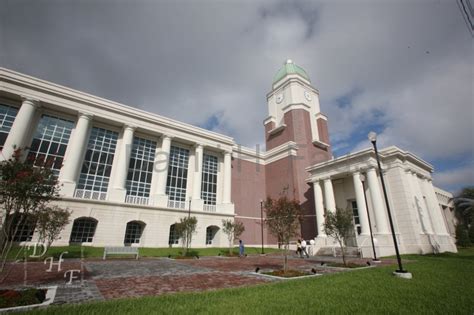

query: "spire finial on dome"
left=285, top=59, right=293, bottom=64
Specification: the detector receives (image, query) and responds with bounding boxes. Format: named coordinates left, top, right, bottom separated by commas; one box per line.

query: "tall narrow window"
left=351, top=200, right=361, bottom=235
left=27, top=115, right=74, bottom=175
left=168, top=224, right=179, bottom=245
left=76, top=127, right=118, bottom=200
left=125, top=137, right=156, bottom=204
left=124, top=221, right=145, bottom=245
left=201, top=154, right=218, bottom=209
left=206, top=226, right=219, bottom=245
left=166, top=146, right=189, bottom=208
left=0, top=104, right=18, bottom=150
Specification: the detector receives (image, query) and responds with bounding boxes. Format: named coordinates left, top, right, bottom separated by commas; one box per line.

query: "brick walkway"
left=0, top=255, right=387, bottom=304
left=96, top=272, right=270, bottom=300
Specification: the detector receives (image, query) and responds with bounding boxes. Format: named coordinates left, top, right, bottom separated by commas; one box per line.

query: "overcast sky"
left=1, top=0, right=472, bottom=193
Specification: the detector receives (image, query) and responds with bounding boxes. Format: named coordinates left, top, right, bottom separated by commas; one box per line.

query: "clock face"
left=304, top=91, right=312, bottom=101
left=276, top=93, right=284, bottom=104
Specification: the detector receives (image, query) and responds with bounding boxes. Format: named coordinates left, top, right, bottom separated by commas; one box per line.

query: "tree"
left=452, top=187, right=474, bottom=245
left=222, top=219, right=245, bottom=255
left=453, top=187, right=474, bottom=226
left=455, top=224, right=471, bottom=247
left=175, top=216, right=197, bottom=256
left=263, top=192, right=302, bottom=272
left=323, top=208, right=354, bottom=266
left=36, top=206, right=71, bottom=249
left=0, top=149, right=64, bottom=272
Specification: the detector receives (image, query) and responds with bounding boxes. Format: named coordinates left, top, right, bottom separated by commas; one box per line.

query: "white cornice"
left=232, top=141, right=299, bottom=166
left=267, top=77, right=318, bottom=99
left=270, top=75, right=314, bottom=92
left=305, top=146, right=434, bottom=183
left=0, top=67, right=234, bottom=147
left=281, top=103, right=311, bottom=114
left=263, top=116, right=276, bottom=125
left=315, top=112, right=328, bottom=120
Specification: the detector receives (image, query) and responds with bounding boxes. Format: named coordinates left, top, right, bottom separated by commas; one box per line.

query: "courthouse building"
left=0, top=60, right=457, bottom=256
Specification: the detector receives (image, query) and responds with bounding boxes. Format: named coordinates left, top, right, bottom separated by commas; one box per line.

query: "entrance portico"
left=307, top=146, right=457, bottom=257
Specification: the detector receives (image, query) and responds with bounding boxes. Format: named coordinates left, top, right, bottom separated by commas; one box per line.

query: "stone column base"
left=152, top=194, right=169, bottom=208
left=191, top=199, right=204, bottom=211
left=59, top=181, right=77, bottom=197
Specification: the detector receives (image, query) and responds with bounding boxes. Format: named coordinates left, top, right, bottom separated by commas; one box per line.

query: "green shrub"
left=468, top=224, right=474, bottom=244
left=455, top=224, right=471, bottom=247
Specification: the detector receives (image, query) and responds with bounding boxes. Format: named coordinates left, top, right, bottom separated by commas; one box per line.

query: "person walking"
left=296, top=239, right=302, bottom=257
left=301, top=239, right=309, bottom=258
left=239, top=239, right=245, bottom=257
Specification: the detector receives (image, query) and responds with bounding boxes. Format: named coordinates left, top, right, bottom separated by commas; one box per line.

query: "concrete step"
left=316, top=246, right=360, bottom=257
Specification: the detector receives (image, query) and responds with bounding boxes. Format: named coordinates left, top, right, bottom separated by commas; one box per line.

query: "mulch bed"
left=0, top=288, right=46, bottom=308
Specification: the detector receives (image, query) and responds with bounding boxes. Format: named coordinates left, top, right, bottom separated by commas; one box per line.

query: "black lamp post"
left=360, top=174, right=380, bottom=262
left=368, top=132, right=408, bottom=275
left=260, top=200, right=264, bottom=255
left=188, top=197, right=192, bottom=218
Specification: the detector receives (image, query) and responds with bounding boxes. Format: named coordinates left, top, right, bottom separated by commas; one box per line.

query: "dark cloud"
left=1, top=0, right=472, bottom=191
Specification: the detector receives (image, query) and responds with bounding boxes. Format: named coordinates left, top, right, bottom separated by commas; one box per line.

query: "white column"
left=156, top=135, right=172, bottom=195
left=2, top=97, right=40, bottom=160
left=192, top=144, right=203, bottom=200
left=313, top=180, right=326, bottom=237
left=109, top=125, right=135, bottom=202
left=352, top=171, right=370, bottom=236
left=410, top=171, right=433, bottom=234
left=421, top=177, right=447, bottom=235
left=366, top=167, right=389, bottom=234
left=59, top=112, right=93, bottom=196
left=323, top=177, right=336, bottom=213
left=222, top=151, right=232, bottom=204
left=152, top=135, right=171, bottom=207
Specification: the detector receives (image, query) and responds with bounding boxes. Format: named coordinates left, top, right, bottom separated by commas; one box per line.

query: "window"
left=206, top=226, right=218, bottom=245
left=166, top=146, right=189, bottom=205
left=126, top=137, right=157, bottom=199
left=27, top=115, right=74, bottom=175
left=69, top=217, right=98, bottom=243
left=351, top=201, right=361, bottom=235
left=168, top=224, right=179, bottom=245
left=124, top=221, right=145, bottom=245
left=0, top=104, right=18, bottom=150
left=9, top=214, right=35, bottom=242
left=76, top=127, right=118, bottom=198
left=201, top=154, right=218, bottom=206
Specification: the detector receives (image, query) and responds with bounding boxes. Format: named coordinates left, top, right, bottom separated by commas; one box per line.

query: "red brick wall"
left=317, top=118, right=330, bottom=145
left=265, top=109, right=332, bottom=240
left=232, top=109, right=332, bottom=245
left=231, top=158, right=275, bottom=245
left=265, top=120, right=290, bottom=151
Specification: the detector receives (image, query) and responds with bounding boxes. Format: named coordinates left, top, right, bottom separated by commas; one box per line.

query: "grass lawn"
left=27, top=248, right=474, bottom=314
left=8, top=246, right=280, bottom=260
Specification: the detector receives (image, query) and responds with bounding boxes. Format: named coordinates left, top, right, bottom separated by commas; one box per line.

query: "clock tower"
left=264, top=59, right=332, bottom=238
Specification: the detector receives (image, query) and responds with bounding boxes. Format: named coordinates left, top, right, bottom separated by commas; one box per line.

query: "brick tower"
left=264, top=59, right=332, bottom=239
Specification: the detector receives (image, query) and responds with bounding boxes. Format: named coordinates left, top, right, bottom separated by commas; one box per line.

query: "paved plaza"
left=0, top=254, right=393, bottom=305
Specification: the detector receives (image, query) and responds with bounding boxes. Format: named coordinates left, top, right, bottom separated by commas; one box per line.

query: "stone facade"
left=0, top=61, right=458, bottom=254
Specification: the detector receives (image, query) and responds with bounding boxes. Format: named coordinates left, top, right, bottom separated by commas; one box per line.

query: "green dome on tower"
left=272, top=59, right=310, bottom=84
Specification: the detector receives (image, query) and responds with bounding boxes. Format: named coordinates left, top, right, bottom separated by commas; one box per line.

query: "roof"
left=272, top=59, right=310, bottom=84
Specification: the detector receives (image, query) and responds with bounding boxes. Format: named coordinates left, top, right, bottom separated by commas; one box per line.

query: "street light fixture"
left=368, top=131, right=411, bottom=278
left=359, top=174, right=380, bottom=263
left=260, top=200, right=265, bottom=255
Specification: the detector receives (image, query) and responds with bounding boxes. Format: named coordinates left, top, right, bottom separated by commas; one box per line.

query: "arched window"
left=69, top=217, right=98, bottom=244
left=124, top=221, right=145, bottom=245
left=206, top=226, right=219, bottom=245
left=168, top=224, right=179, bottom=245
